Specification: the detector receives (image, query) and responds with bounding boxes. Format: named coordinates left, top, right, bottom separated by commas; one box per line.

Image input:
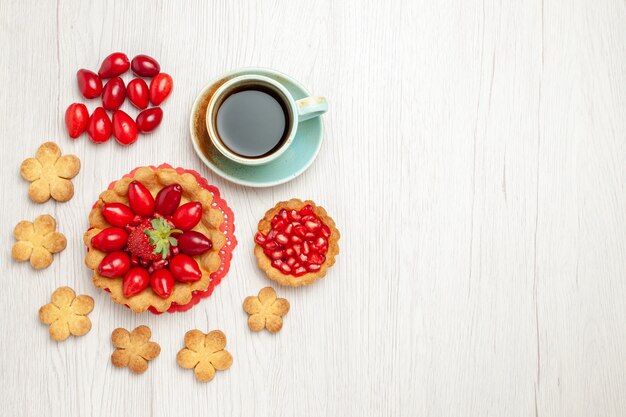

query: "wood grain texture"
left=1, top=0, right=625, bottom=415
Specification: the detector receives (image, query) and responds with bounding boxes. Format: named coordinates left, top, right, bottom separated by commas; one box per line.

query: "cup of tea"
left=205, top=74, right=327, bottom=165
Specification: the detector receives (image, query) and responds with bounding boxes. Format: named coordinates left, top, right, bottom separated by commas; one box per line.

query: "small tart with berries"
left=84, top=165, right=235, bottom=313
left=254, top=199, right=340, bottom=286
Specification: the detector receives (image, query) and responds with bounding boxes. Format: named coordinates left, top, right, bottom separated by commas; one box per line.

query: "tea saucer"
left=189, top=67, right=324, bottom=187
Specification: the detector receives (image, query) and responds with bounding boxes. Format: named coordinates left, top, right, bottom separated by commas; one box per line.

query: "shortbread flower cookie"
left=111, top=325, right=161, bottom=374
left=12, top=214, right=67, bottom=269
left=176, top=329, right=233, bottom=382
left=243, top=287, right=290, bottom=333
left=20, top=142, right=80, bottom=203
left=39, top=287, right=94, bottom=341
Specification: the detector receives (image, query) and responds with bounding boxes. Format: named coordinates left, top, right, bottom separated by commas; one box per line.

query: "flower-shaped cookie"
left=12, top=214, right=67, bottom=269
left=20, top=142, right=80, bottom=203
left=39, top=287, right=94, bottom=341
left=243, top=287, right=290, bottom=333
left=176, top=330, right=233, bottom=382
left=111, top=326, right=161, bottom=374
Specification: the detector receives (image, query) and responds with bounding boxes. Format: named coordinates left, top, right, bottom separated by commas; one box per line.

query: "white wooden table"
left=1, top=0, right=625, bottom=416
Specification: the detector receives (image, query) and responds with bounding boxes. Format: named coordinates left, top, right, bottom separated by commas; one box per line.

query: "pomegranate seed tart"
left=84, top=164, right=236, bottom=313
left=254, top=199, right=340, bottom=286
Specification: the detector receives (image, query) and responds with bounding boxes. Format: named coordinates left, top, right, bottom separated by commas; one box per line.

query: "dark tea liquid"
left=216, top=87, right=288, bottom=158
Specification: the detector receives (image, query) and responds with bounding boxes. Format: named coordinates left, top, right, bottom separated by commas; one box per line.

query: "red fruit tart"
left=254, top=199, right=340, bottom=286
left=84, top=165, right=236, bottom=313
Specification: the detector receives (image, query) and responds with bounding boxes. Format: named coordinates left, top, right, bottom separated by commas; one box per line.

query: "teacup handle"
left=295, top=96, right=328, bottom=122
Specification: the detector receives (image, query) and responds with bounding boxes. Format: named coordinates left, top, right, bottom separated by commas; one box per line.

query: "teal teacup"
left=205, top=74, right=327, bottom=166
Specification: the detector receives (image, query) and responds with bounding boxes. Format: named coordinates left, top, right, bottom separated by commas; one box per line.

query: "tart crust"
left=254, top=199, right=340, bottom=286
left=84, top=166, right=226, bottom=313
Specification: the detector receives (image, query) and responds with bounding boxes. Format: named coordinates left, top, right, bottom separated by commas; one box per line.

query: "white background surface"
left=1, top=0, right=625, bottom=416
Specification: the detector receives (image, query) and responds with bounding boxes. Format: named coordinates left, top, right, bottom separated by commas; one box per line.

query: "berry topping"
left=123, top=267, right=150, bottom=297
left=94, top=179, right=214, bottom=299
left=154, top=183, right=182, bottom=216
left=127, top=217, right=181, bottom=261
left=255, top=205, right=331, bottom=277
left=98, top=251, right=131, bottom=278
left=177, top=231, right=212, bottom=256
left=169, top=254, right=202, bottom=282
left=172, top=201, right=202, bottom=231
left=102, top=203, right=135, bottom=227
left=127, top=181, right=155, bottom=216
left=150, top=269, right=175, bottom=298
left=91, top=227, right=128, bottom=252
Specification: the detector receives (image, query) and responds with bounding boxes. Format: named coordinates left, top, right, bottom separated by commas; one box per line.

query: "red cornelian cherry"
left=76, top=69, right=103, bottom=99
left=127, top=181, right=155, bottom=216
left=98, top=251, right=131, bottom=278
left=68, top=53, right=171, bottom=146
left=102, top=77, right=126, bottom=110
left=112, top=110, right=138, bottom=145
left=150, top=269, right=175, bottom=298
left=127, top=78, right=150, bottom=109
left=91, top=227, right=128, bottom=252
left=254, top=205, right=330, bottom=276
left=98, top=52, right=130, bottom=78
left=123, top=267, right=150, bottom=297
left=177, top=231, right=212, bottom=256
left=65, top=103, right=89, bottom=138
left=87, top=107, right=112, bottom=143
left=154, top=183, right=182, bottom=215
left=172, top=202, right=202, bottom=230
left=131, top=54, right=160, bottom=77
left=149, top=73, right=173, bottom=105
left=136, top=107, right=163, bottom=133
left=102, top=203, right=135, bottom=227
left=169, top=254, right=202, bottom=282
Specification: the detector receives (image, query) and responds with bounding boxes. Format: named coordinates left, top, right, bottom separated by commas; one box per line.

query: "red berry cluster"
left=65, top=52, right=173, bottom=146
left=254, top=205, right=331, bottom=276
left=93, top=181, right=213, bottom=299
